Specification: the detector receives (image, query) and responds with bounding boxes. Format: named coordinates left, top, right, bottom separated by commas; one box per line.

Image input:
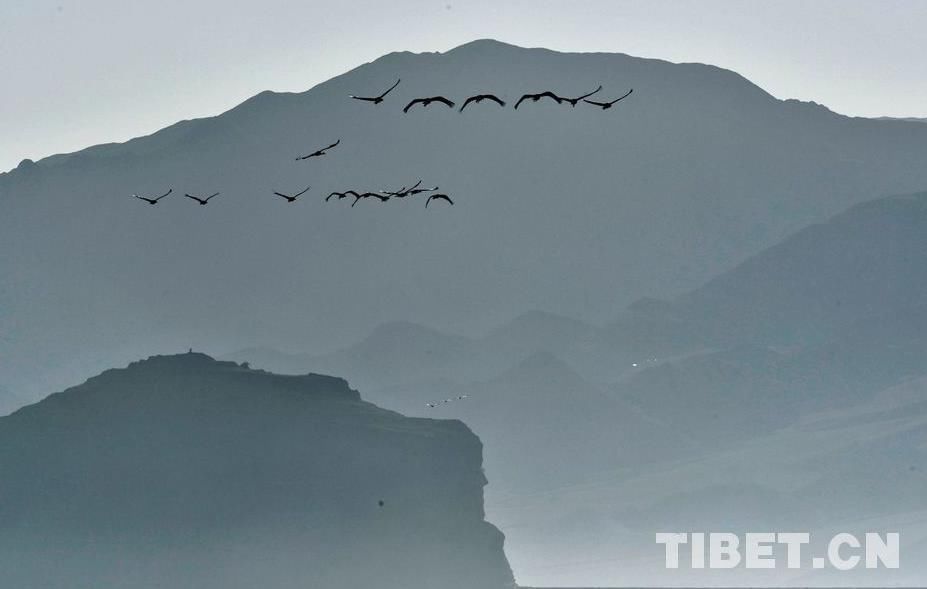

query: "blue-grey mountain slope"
left=6, top=40, right=927, bottom=397
left=0, top=353, right=513, bottom=589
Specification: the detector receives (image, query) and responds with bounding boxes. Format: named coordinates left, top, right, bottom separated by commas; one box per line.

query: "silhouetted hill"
left=6, top=40, right=927, bottom=396
left=0, top=353, right=513, bottom=589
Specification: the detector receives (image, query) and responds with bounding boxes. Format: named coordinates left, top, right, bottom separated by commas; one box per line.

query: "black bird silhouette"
left=425, top=193, right=454, bottom=207
left=378, top=499, right=385, bottom=508
left=296, top=139, right=340, bottom=161
left=408, top=185, right=438, bottom=195
left=351, top=192, right=390, bottom=207
left=383, top=180, right=422, bottom=197
left=560, top=85, right=602, bottom=107
left=459, top=94, right=505, bottom=112
left=350, top=79, right=400, bottom=104
left=325, top=189, right=360, bottom=202
left=403, top=96, right=455, bottom=113
left=383, top=185, right=407, bottom=196
left=583, top=88, right=633, bottom=109
left=273, top=185, right=311, bottom=202
left=184, top=192, right=219, bottom=205
left=132, top=189, right=172, bottom=205
left=514, top=91, right=563, bottom=109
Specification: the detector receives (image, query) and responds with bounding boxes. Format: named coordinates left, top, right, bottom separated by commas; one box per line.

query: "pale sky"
left=2, top=0, right=926, bottom=172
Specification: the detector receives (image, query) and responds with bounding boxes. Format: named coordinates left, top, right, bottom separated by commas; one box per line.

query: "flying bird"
left=459, top=94, right=505, bottom=112
left=383, top=180, right=422, bottom=198
left=351, top=192, right=390, bottom=207
left=560, top=85, right=602, bottom=107
left=583, top=89, right=633, bottom=110
left=349, top=79, right=401, bottom=104
left=132, top=189, right=172, bottom=205
left=513, top=91, right=563, bottom=110
left=273, top=185, right=311, bottom=202
left=296, top=139, right=340, bottom=160
left=403, top=96, right=455, bottom=113
left=408, top=185, right=438, bottom=195
left=325, top=190, right=360, bottom=202
left=382, top=185, right=407, bottom=197
left=425, top=193, right=454, bottom=208
left=184, top=192, right=219, bottom=205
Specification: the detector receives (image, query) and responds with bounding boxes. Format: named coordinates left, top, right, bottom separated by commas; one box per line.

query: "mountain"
left=426, top=351, right=686, bottom=491
left=678, top=191, right=927, bottom=345
left=0, top=353, right=513, bottom=589
left=218, top=190, right=927, bottom=584
left=224, top=311, right=605, bottom=395
left=7, top=40, right=927, bottom=396
left=536, top=373, right=927, bottom=587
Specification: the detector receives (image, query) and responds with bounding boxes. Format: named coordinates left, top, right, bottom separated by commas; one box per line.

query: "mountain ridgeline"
left=6, top=40, right=927, bottom=397
left=0, top=353, right=513, bottom=589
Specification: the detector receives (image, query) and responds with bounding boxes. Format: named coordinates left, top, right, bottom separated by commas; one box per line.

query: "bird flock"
left=131, top=78, right=632, bottom=210
left=425, top=394, right=468, bottom=409
left=352, top=78, right=634, bottom=112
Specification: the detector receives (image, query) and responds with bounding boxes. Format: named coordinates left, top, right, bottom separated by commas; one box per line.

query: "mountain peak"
left=446, top=38, right=526, bottom=53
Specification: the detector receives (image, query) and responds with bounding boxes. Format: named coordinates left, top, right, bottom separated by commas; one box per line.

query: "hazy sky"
left=2, top=0, right=926, bottom=172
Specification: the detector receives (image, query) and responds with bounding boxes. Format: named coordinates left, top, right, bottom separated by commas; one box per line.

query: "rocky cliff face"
left=0, top=353, right=513, bottom=589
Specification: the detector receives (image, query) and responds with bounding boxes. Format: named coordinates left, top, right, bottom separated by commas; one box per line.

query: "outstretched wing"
left=324, top=139, right=341, bottom=151
left=273, top=192, right=289, bottom=199
left=378, top=78, right=401, bottom=99
left=434, top=96, right=455, bottom=108
left=155, top=188, right=173, bottom=201
left=514, top=94, right=532, bottom=109
left=537, top=91, right=562, bottom=103
left=205, top=192, right=219, bottom=201
left=349, top=95, right=377, bottom=102
left=184, top=193, right=200, bottom=202
left=583, top=98, right=607, bottom=107
left=486, top=95, right=506, bottom=107
left=294, top=185, right=312, bottom=198
left=403, top=98, right=425, bottom=113
left=578, top=85, right=603, bottom=100
left=427, top=194, right=453, bottom=207
left=608, top=88, right=633, bottom=104
left=459, top=96, right=478, bottom=112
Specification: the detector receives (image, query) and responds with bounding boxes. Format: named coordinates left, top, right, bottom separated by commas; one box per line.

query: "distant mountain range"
left=0, top=353, right=513, bottom=589
left=6, top=39, right=927, bottom=398
left=227, top=190, right=927, bottom=585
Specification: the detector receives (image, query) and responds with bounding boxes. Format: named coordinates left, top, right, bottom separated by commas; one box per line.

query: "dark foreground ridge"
left=0, top=353, right=513, bottom=589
